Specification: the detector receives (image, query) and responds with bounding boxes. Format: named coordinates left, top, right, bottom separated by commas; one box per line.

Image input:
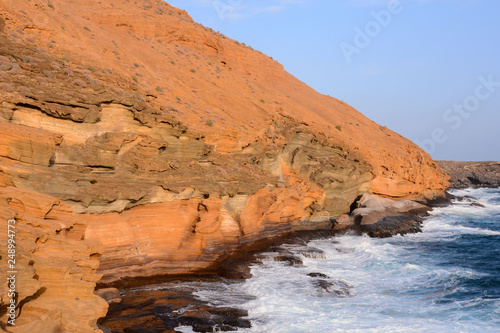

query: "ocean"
left=112, top=188, right=500, bottom=333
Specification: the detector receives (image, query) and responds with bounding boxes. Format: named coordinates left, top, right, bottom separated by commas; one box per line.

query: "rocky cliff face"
left=437, top=161, right=500, bottom=189
left=0, top=0, right=448, bottom=331
left=0, top=186, right=107, bottom=332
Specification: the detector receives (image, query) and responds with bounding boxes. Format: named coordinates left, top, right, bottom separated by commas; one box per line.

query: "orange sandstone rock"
left=0, top=0, right=449, bottom=330
left=0, top=186, right=107, bottom=332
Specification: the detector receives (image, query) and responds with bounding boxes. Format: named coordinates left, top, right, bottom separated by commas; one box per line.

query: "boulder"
left=335, top=193, right=430, bottom=237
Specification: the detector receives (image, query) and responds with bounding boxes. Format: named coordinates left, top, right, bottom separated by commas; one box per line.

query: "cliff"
left=437, top=161, right=500, bottom=189
left=0, top=0, right=448, bottom=331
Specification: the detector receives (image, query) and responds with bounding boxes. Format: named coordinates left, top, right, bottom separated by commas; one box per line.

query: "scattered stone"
left=307, top=272, right=329, bottom=278
left=263, top=251, right=303, bottom=266
left=312, top=278, right=352, bottom=297
left=95, top=287, right=122, bottom=304
left=452, top=194, right=486, bottom=208
left=454, top=195, right=478, bottom=202
left=335, top=214, right=351, bottom=227
left=298, top=247, right=327, bottom=259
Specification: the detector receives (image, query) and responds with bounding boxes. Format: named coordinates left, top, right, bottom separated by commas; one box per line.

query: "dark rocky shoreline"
left=98, top=194, right=437, bottom=332
left=98, top=177, right=498, bottom=332
left=437, top=161, right=500, bottom=189
left=100, top=183, right=496, bottom=332
left=98, top=277, right=252, bottom=333
left=98, top=230, right=336, bottom=333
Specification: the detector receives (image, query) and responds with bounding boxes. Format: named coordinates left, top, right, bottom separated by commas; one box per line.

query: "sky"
left=165, top=0, right=500, bottom=161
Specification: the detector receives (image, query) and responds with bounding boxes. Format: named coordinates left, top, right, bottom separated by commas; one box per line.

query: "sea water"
left=177, top=187, right=500, bottom=333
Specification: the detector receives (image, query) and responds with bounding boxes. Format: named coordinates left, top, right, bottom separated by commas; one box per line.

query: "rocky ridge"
left=0, top=0, right=449, bottom=331
left=437, top=161, right=500, bottom=189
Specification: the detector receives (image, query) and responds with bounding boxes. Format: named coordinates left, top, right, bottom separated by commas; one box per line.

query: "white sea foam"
left=421, top=217, right=500, bottom=237
left=448, top=188, right=500, bottom=211
left=174, top=326, right=196, bottom=333
left=169, top=188, right=500, bottom=332
left=230, top=189, right=500, bottom=332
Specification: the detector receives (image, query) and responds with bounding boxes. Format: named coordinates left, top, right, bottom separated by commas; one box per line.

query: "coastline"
left=98, top=194, right=442, bottom=332
left=1, top=0, right=495, bottom=330
left=99, top=177, right=500, bottom=332
left=437, top=161, right=500, bottom=189
left=0, top=1, right=451, bottom=330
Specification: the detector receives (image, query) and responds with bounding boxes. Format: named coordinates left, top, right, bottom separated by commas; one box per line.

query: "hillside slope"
left=0, top=0, right=448, bottom=331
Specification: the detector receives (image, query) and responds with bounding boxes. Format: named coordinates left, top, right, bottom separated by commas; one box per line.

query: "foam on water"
left=176, top=188, right=500, bottom=332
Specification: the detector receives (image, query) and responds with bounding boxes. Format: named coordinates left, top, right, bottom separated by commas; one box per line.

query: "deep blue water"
left=171, top=188, right=500, bottom=332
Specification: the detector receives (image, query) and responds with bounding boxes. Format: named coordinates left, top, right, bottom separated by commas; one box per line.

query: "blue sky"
left=166, top=0, right=500, bottom=161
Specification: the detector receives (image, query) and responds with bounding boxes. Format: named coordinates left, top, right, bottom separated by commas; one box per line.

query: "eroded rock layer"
left=0, top=0, right=448, bottom=331
left=0, top=186, right=107, bottom=332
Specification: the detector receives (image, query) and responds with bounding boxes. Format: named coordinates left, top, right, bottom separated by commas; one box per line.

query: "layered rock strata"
left=0, top=186, right=107, bottom=332
left=0, top=0, right=450, bottom=331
